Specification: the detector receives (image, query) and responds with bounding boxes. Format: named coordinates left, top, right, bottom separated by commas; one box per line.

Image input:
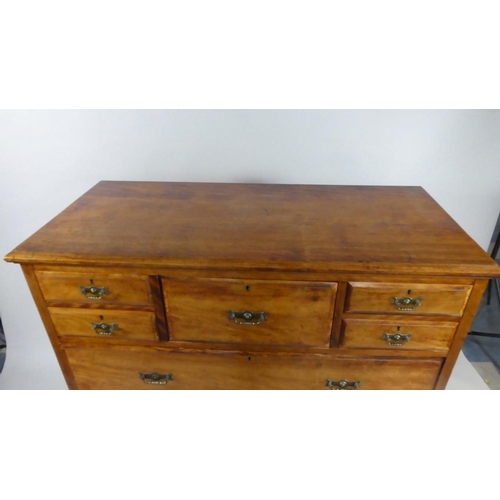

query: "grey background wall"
left=1, top=109, right=499, bottom=388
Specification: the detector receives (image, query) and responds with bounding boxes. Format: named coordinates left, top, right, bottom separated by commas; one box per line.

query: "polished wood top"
left=5, top=181, right=500, bottom=277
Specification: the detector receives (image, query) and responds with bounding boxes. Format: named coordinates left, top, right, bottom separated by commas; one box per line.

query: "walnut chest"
left=5, top=181, right=500, bottom=389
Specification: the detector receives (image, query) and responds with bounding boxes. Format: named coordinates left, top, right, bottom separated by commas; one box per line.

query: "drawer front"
left=341, top=318, right=458, bottom=351
left=162, top=278, right=337, bottom=347
left=345, top=282, right=472, bottom=316
left=49, top=308, right=158, bottom=340
left=37, top=271, right=152, bottom=305
left=65, top=347, right=443, bottom=390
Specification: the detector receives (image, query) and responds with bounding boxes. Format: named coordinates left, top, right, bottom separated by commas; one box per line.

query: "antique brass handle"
left=383, top=332, right=412, bottom=346
left=139, top=372, right=173, bottom=385
left=228, top=310, right=268, bottom=325
left=326, top=379, right=361, bottom=390
left=392, top=296, right=422, bottom=311
left=80, top=285, right=109, bottom=300
left=91, top=322, right=118, bottom=335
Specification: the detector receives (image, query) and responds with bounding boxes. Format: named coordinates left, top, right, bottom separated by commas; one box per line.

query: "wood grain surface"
left=65, top=347, right=444, bottom=390
left=36, top=270, right=152, bottom=305
left=162, top=278, right=337, bottom=347
left=5, top=183, right=500, bottom=390
left=6, top=182, right=500, bottom=277
left=340, top=317, right=458, bottom=351
left=48, top=307, right=158, bottom=341
left=345, top=282, right=472, bottom=316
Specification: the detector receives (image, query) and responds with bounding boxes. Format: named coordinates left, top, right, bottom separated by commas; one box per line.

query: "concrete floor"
left=463, top=279, right=500, bottom=389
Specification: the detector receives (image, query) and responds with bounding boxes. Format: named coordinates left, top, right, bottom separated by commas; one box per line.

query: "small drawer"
left=37, top=271, right=152, bottom=305
left=162, top=278, right=337, bottom=347
left=65, top=347, right=443, bottom=390
left=345, top=282, right=472, bottom=316
left=49, top=308, right=158, bottom=340
left=341, top=317, right=458, bottom=351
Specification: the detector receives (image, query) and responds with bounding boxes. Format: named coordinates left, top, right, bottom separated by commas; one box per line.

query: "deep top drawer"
left=162, top=278, right=337, bottom=347
left=345, top=282, right=472, bottom=316
left=36, top=271, right=153, bottom=305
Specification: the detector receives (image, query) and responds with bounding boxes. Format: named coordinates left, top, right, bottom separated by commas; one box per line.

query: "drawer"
left=49, top=308, right=158, bottom=341
left=345, top=282, right=472, bottom=316
left=162, top=278, right=337, bottom=347
left=36, top=271, right=152, bottom=305
left=341, top=317, right=458, bottom=351
left=65, top=347, right=443, bottom=390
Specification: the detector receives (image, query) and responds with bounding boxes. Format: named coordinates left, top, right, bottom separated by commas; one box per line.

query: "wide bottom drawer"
left=65, top=348, right=443, bottom=390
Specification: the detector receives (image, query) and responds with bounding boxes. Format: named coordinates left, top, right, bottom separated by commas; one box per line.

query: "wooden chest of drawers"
left=5, top=181, right=500, bottom=389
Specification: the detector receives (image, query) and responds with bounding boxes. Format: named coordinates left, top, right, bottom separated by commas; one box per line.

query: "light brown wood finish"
left=5, top=182, right=500, bottom=390
left=36, top=271, right=153, bottom=305
left=65, top=347, right=443, bottom=390
left=345, top=282, right=472, bottom=316
left=6, top=182, right=500, bottom=277
left=20, top=265, right=78, bottom=389
left=48, top=308, right=158, bottom=340
left=340, top=317, right=458, bottom=351
left=30, top=264, right=480, bottom=285
left=57, top=335, right=450, bottom=358
left=162, top=278, right=337, bottom=347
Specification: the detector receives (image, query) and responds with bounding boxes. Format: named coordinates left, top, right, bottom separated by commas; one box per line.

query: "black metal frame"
left=469, top=218, right=500, bottom=338
left=0, top=316, right=5, bottom=349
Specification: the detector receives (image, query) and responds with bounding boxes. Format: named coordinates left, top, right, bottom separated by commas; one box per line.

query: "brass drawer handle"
left=228, top=310, right=268, bottom=325
left=392, top=296, right=422, bottom=311
left=326, top=379, right=361, bottom=390
left=91, top=322, right=118, bottom=335
left=383, top=332, right=412, bottom=346
left=80, top=285, right=109, bottom=300
left=139, top=372, right=173, bottom=385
